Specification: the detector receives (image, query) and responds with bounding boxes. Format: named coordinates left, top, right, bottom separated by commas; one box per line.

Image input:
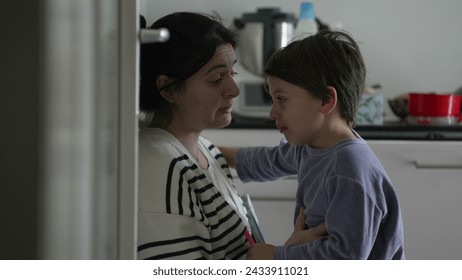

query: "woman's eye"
left=210, top=71, right=238, bottom=84
left=210, top=75, right=223, bottom=84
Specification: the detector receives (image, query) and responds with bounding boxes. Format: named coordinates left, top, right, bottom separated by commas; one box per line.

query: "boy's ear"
left=320, top=86, right=337, bottom=114
left=156, top=75, right=174, bottom=103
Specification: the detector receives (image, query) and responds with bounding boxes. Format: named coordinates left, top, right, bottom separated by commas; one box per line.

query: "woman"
left=137, top=12, right=249, bottom=260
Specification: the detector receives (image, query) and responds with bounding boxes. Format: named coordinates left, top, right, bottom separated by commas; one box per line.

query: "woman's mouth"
left=218, top=106, right=233, bottom=114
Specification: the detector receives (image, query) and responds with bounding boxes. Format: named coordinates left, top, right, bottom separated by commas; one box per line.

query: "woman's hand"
left=285, top=207, right=327, bottom=245
left=246, top=207, right=328, bottom=260
left=246, top=244, right=276, bottom=260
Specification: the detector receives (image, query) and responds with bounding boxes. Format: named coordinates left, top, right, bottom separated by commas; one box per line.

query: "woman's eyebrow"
left=204, top=64, right=227, bottom=75
left=204, top=59, right=237, bottom=75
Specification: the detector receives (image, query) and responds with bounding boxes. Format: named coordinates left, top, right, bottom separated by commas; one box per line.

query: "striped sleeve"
left=208, top=143, right=233, bottom=181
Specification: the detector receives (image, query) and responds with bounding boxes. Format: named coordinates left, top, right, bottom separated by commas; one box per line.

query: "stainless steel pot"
left=233, top=8, right=296, bottom=76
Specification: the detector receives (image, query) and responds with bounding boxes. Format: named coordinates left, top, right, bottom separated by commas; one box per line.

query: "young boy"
left=221, top=30, right=405, bottom=259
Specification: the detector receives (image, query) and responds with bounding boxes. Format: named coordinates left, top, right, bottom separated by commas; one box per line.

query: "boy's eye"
left=276, top=96, right=286, bottom=103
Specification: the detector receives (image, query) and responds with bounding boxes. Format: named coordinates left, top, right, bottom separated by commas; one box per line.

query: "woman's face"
left=267, top=75, right=325, bottom=146
left=172, top=44, right=239, bottom=131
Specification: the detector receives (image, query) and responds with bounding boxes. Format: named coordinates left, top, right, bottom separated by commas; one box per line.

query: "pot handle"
left=140, top=28, right=169, bottom=44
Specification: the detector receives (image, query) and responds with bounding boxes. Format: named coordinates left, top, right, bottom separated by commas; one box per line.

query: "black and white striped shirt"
left=138, top=128, right=250, bottom=259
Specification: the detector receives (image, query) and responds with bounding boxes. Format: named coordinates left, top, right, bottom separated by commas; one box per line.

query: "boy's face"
left=267, top=75, right=325, bottom=146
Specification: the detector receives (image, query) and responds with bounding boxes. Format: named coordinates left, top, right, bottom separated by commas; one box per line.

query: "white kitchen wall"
left=141, top=0, right=462, bottom=120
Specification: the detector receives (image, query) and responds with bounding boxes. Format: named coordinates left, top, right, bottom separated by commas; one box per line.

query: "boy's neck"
left=311, top=121, right=356, bottom=149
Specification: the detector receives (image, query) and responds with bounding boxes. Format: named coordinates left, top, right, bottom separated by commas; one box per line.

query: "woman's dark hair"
left=139, top=12, right=237, bottom=123
left=264, top=30, right=366, bottom=127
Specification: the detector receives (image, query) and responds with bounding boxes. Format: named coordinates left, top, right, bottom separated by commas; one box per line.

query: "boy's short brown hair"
left=264, top=30, right=366, bottom=127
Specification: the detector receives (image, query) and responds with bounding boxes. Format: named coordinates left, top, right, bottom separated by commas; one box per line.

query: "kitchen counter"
left=354, top=124, right=462, bottom=140
left=227, top=114, right=462, bottom=141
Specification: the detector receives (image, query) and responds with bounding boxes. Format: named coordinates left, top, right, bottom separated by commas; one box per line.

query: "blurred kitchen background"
left=1, top=0, right=461, bottom=260
left=140, top=0, right=462, bottom=120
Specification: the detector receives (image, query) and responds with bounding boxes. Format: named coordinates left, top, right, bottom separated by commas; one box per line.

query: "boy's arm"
left=217, top=146, right=238, bottom=168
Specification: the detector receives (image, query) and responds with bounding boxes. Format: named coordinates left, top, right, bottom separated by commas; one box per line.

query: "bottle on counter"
left=292, top=2, right=318, bottom=40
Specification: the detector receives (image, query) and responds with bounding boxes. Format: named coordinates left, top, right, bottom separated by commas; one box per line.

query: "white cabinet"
left=367, top=140, right=462, bottom=260
left=204, top=129, right=462, bottom=259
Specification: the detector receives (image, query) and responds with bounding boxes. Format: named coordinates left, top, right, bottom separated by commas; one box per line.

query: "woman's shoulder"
left=138, top=128, right=196, bottom=175
left=139, top=127, right=172, bottom=143
left=139, top=128, right=179, bottom=153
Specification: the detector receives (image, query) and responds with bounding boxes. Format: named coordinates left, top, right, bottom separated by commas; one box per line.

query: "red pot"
left=408, top=93, right=462, bottom=117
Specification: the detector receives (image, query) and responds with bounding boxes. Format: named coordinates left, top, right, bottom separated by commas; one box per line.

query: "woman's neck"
left=165, top=121, right=201, bottom=150
left=164, top=121, right=209, bottom=169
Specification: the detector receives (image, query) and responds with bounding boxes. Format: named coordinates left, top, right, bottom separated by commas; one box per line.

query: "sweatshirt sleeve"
left=274, top=176, right=383, bottom=259
left=235, top=144, right=299, bottom=182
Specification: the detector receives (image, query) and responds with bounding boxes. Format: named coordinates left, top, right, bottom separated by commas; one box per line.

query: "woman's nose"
left=225, top=78, right=240, bottom=98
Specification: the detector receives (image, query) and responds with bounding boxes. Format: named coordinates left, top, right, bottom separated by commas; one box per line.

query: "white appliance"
left=233, top=61, right=270, bottom=119
left=231, top=8, right=296, bottom=119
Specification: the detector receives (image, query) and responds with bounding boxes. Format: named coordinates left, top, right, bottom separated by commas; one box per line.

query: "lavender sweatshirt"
left=236, top=137, right=405, bottom=259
